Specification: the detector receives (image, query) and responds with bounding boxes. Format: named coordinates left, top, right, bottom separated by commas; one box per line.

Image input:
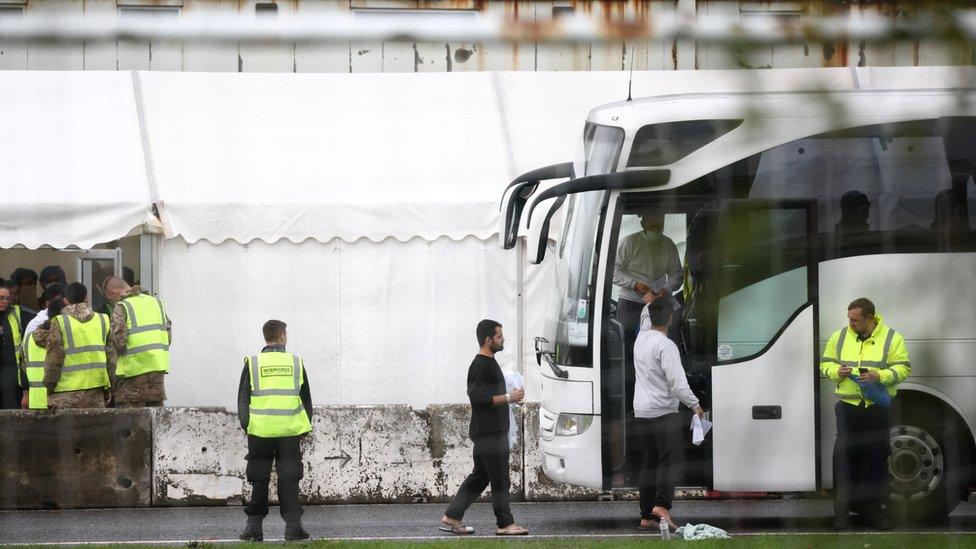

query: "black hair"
left=47, top=298, right=66, bottom=319
left=648, top=299, right=673, bottom=327
left=263, top=319, right=287, bottom=343
left=39, top=283, right=65, bottom=309
left=10, top=268, right=37, bottom=286
left=39, top=266, right=67, bottom=286
left=476, top=319, right=502, bottom=346
left=65, top=282, right=88, bottom=305
left=122, top=267, right=136, bottom=286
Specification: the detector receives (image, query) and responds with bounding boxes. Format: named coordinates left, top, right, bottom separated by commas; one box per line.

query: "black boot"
left=239, top=516, right=264, bottom=541
left=284, top=522, right=311, bottom=541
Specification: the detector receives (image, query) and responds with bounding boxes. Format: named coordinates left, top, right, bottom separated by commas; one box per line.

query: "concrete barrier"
left=0, top=409, right=152, bottom=510
left=1, top=402, right=597, bottom=509
left=153, top=404, right=526, bottom=505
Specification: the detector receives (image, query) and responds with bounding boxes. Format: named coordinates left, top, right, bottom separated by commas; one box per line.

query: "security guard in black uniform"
left=237, top=319, right=313, bottom=541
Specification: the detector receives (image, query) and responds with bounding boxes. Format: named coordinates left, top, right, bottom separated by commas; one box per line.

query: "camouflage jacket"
left=107, top=286, right=171, bottom=405
left=43, top=303, right=110, bottom=409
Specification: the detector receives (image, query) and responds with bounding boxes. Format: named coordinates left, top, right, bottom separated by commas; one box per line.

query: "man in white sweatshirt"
left=633, top=298, right=704, bottom=531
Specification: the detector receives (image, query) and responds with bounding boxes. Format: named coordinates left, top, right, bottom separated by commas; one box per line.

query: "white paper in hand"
left=503, top=371, right=524, bottom=450
left=691, top=415, right=713, bottom=446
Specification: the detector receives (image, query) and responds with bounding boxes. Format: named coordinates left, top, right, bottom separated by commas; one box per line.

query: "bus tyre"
left=888, top=397, right=972, bottom=525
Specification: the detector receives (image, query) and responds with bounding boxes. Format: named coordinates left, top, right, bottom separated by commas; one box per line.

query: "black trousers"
left=244, top=435, right=304, bottom=525
left=444, top=435, right=514, bottom=528
left=833, top=401, right=890, bottom=516
left=636, top=413, right=684, bottom=516
left=616, top=299, right=645, bottom=416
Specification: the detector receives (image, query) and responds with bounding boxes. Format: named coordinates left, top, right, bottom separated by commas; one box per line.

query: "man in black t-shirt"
left=439, top=319, right=528, bottom=536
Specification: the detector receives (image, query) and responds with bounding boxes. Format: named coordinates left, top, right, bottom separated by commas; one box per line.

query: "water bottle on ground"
left=659, top=519, right=670, bottom=540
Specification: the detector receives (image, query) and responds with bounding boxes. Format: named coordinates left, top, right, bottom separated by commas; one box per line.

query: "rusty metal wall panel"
left=294, top=1, right=350, bottom=72
left=25, top=0, right=85, bottom=69
left=0, top=409, right=152, bottom=510
left=479, top=1, right=535, bottom=71
left=182, top=0, right=239, bottom=72
left=0, top=2, right=27, bottom=70
left=83, top=0, right=119, bottom=70
left=238, top=0, right=297, bottom=72
left=350, top=40, right=383, bottom=71
left=5, top=1, right=976, bottom=73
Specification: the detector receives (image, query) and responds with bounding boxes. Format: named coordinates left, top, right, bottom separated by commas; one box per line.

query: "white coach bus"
left=500, top=69, right=976, bottom=523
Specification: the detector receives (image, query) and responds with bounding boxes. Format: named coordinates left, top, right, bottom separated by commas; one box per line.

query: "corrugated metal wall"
left=0, top=1, right=973, bottom=72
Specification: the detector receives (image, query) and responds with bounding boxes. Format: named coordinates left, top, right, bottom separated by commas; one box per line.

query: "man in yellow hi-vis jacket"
left=237, top=319, right=312, bottom=542
left=820, top=297, right=910, bottom=530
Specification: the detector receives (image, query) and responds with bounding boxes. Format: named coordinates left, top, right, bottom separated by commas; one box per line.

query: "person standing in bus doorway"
left=611, top=208, right=683, bottom=483
left=238, top=320, right=312, bottom=541
left=43, top=283, right=112, bottom=409
left=103, top=276, right=172, bottom=407
left=440, top=320, right=529, bottom=536
left=634, top=299, right=704, bottom=532
left=821, top=298, right=911, bottom=530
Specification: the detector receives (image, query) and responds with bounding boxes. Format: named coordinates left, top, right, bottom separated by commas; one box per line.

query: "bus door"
left=710, top=199, right=820, bottom=492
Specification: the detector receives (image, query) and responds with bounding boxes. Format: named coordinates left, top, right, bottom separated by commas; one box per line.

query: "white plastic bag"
left=691, top=415, right=713, bottom=446
left=503, top=370, right=524, bottom=449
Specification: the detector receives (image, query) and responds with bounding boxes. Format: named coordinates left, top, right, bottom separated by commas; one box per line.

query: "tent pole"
left=516, top=238, right=525, bottom=378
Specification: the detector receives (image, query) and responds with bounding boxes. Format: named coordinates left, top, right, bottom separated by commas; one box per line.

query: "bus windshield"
left=551, top=123, right=623, bottom=366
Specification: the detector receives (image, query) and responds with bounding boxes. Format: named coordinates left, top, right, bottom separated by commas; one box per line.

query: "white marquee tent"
left=3, top=66, right=969, bottom=409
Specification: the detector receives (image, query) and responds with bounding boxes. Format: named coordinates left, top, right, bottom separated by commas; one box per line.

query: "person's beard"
left=491, top=342, right=504, bottom=353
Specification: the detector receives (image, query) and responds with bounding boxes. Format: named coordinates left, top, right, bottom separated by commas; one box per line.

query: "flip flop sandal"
left=495, top=526, right=529, bottom=536
left=437, top=524, right=474, bottom=535
left=638, top=519, right=660, bottom=531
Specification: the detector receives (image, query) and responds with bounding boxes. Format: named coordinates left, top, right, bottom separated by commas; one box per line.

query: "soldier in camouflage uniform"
left=19, top=299, right=64, bottom=409
left=44, top=284, right=111, bottom=409
left=103, top=278, right=172, bottom=407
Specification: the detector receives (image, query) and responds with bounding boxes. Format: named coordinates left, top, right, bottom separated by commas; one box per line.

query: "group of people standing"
left=0, top=214, right=913, bottom=539
left=0, top=266, right=172, bottom=410
left=615, top=208, right=912, bottom=531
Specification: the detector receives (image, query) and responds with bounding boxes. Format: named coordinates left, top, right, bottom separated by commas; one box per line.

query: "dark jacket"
left=237, top=344, right=312, bottom=432
left=0, top=307, right=34, bottom=409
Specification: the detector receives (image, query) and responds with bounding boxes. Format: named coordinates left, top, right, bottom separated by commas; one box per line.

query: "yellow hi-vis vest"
left=819, top=314, right=911, bottom=407
left=55, top=313, right=110, bottom=393
left=23, top=332, right=48, bottom=409
left=9, top=304, right=23, bottom=365
left=246, top=352, right=312, bottom=438
left=117, top=294, right=170, bottom=378
left=8, top=305, right=25, bottom=390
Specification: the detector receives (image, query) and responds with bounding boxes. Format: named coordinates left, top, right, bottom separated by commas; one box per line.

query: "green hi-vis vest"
left=55, top=313, right=110, bottom=393
left=246, top=352, right=312, bottom=438
left=117, top=294, right=170, bottom=378
left=23, top=333, right=48, bottom=409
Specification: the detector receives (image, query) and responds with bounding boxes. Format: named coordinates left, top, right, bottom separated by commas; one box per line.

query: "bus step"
left=673, top=486, right=709, bottom=499
left=597, top=491, right=616, bottom=501
left=705, top=490, right=775, bottom=499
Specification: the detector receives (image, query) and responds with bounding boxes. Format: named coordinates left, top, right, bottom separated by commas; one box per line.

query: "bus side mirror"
left=534, top=336, right=551, bottom=366
left=534, top=336, right=569, bottom=379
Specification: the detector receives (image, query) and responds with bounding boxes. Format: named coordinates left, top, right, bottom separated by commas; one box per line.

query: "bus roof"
left=586, top=66, right=976, bottom=131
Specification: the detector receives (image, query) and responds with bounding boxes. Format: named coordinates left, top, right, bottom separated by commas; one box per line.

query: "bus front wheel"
left=888, top=395, right=973, bottom=525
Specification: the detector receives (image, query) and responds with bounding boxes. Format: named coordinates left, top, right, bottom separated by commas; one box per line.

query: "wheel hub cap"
left=889, top=425, right=943, bottom=502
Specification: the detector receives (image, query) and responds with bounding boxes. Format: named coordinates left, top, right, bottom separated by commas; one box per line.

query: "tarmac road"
left=2, top=500, right=975, bottom=544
